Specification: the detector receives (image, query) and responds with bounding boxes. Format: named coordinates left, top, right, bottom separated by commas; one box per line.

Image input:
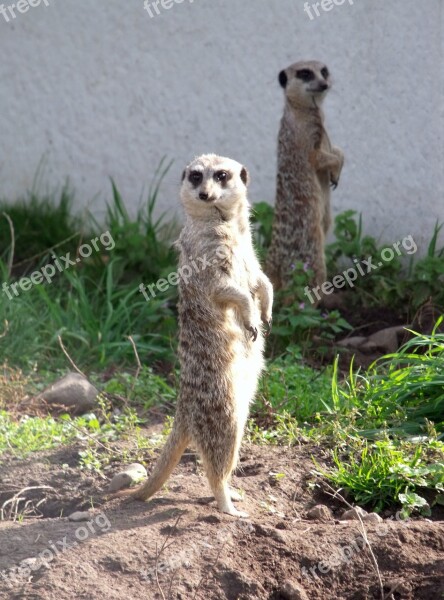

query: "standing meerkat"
left=122, top=154, right=273, bottom=517
left=265, top=60, right=344, bottom=295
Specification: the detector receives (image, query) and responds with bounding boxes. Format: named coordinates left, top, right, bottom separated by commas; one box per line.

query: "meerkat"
left=265, top=60, right=344, bottom=295
left=120, top=154, right=273, bottom=517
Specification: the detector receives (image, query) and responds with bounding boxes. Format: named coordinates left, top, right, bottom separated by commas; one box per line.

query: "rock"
left=337, top=336, right=367, bottom=349
left=39, top=373, right=99, bottom=415
left=68, top=511, right=92, bottom=522
left=198, top=515, right=221, bottom=524
left=341, top=507, right=368, bottom=521
left=361, top=326, right=406, bottom=354
left=363, top=512, right=383, bottom=524
left=306, top=504, right=333, bottom=522
left=251, top=523, right=286, bottom=543
left=20, top=557, right=41, bottom=570
left=280, top=580, right=309, bottom=600
left=385, top=578, right=412, bottom=595
left=108, top=463, right=147, bottom=492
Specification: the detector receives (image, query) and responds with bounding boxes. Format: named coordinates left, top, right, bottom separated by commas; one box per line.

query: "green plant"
left=325, top=211, right=444, bottom=312
left=256, top=351, right=332, bottom=423
left=316, top=436, right=444, bottom=516
left=268, top=262, right=351, bottom=357
left=0, top=184, right=84, bottom=276
left=96, top=159, right=179, bottom=285
left=104, top=366, right=176, bottom=410
left=0, top=166, right=180, bottom=369
left=328, top=321, right=444, bottom=436
left=0, top=258, right=176, bottom=369
left=251, top=201, right=275, bottom=261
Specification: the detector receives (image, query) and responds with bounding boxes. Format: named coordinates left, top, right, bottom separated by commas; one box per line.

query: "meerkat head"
left=180, top=154, right=250, bottom=219
left=278, top=60, right=332, bottom=108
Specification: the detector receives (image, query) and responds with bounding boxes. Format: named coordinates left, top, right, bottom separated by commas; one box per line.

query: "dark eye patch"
left=214, top=170, right=231, bottom=185
left=321, top=67, right=329, bottom=79
left=189, top=170, right=203, bottom=187
left=296, top=69, right=315, bottom=82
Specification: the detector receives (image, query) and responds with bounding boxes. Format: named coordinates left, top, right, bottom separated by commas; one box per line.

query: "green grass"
left=256, top=351, right=332, bottom=423
left=0, top=166, right=179, bottom=370
left=0, top=184, right=83, bottom=272
left=329, top=321, right=444, bottom=437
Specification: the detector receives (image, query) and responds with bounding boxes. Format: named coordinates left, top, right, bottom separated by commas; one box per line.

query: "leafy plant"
left=251, top=201, right=275, bottom=261
left=328, top=321, right=444, bottom=436
left=316, top=436, right=444, bottom=515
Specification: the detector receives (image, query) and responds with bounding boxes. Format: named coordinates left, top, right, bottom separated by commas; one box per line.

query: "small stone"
left=199, top=515, right=221, bottom=524
left=20, top=557, right=41, bottom=570
left=280, top=580, right=309, bottom=600
left=39, top=373, right=99, bottom=415
left=337, top=336, right=367, bottom=349
left=365, top=326, right=406, bottom=354
left=68, top=511, right=92, bottom=522
left=363, top=512, right=383, bottom=524
left=306, top=504, right=333, bottom=521
left=108, top=463, right=147, bottom=492
left=385, top=578, right=412, bottom=595
left=341, top=506, right=368, bottom=521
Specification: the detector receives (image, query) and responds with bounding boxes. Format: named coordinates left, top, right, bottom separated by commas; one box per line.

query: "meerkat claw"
left=264, top=317, right=273, bottom=336
left=248, top=326, right=258, bottom=341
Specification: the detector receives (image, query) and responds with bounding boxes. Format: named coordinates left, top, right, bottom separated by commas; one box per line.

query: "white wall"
left=0, top=0, right=442, bottom=251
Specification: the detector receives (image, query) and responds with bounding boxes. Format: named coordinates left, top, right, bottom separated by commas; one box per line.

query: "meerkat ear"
left=278, top=70, right=288, bottom=88
left=240, top=167, right=249, bottom=186
left=181, top=170, right=186, bottom=182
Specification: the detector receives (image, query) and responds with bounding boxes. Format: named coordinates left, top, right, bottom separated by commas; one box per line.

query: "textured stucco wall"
left=0, top=0, right=443, bottom=251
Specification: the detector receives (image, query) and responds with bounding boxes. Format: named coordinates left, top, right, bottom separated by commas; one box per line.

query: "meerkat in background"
left=265, top=60, right=344, bottom=295
left=122, top=154, right=273, bottom=517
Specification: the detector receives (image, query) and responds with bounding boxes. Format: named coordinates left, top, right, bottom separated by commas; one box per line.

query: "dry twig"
left=57, top=335, right=86, bottom=378
left=323, top=482, right=384, bottom=600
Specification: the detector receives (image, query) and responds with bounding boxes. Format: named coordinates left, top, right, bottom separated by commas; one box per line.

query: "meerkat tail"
left=121, top=422, right=189, bottom=502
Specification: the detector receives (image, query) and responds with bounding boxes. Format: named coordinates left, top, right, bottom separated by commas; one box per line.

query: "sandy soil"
left=0, top=435, right=443, bottom=600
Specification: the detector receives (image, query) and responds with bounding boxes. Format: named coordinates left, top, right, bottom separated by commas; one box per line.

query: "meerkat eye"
left=321, top=67, right=329, bottom=79
left=296, top=69, right=314, bottom=82
left=214, top=170, right=228, bottom=183
left=189, top=171, right=203, bottom=186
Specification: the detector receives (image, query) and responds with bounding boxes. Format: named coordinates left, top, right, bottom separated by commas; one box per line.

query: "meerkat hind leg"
left=202, top=444, right=249, bottom=517
left=230, top=488, right=243, bottom=502
left=211, top=479, right=249, bottom=518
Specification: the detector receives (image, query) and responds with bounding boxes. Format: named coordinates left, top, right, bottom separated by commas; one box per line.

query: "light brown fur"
left=265, top=60, right=344, bottom=295
left=120, top=154, right=273, bottom=517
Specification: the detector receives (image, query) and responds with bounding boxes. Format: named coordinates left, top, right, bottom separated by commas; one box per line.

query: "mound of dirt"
left=0, top=435, right=443, bottom=600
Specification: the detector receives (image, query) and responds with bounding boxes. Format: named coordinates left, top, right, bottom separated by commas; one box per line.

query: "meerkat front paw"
left=262, top=315, right=272, bottom=336
left=246, top=324, right=258, bottom=341
left=330, top=147, right=344, bottom=188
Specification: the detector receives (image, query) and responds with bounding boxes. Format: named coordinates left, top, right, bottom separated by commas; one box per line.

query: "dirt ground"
left=0, top=431, right=443, bottom=600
